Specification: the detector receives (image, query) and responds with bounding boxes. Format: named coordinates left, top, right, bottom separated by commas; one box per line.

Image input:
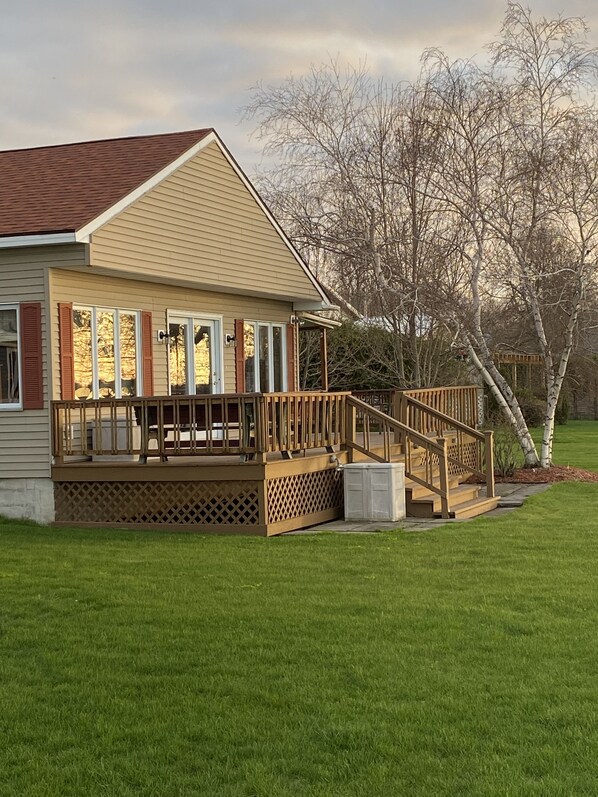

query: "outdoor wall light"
left=224, top=333, right=236, bottom=346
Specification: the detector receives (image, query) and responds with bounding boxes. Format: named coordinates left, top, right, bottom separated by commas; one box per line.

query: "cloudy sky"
left=1, top=0, right=597, bottom=172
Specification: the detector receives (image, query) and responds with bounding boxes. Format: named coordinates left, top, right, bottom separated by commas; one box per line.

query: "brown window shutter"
left=141, top=311, right=154, bottom=396
left=286, top=323, right=297, bottom=392
left=234, top=319, right=245, bottom=392
left=58, top=302, right=75, bottom=401
left=20, top=302, right=44, bottom=409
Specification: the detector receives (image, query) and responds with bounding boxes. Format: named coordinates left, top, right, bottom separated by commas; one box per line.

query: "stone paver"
left=283, top=482, right=553, bottom=535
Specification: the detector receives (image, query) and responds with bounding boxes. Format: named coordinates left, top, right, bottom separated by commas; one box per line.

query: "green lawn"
left=2, top=479, right=598, bottom=796
left=530, top=420, right=598, bottom=472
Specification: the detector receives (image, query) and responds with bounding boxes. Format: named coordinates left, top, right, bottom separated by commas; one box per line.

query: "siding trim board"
left=90, top=138, right=329, bottom=307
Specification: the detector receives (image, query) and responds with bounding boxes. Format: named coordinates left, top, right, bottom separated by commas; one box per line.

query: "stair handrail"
left=398, top=393, right=495, bottom=498
left=345, top=395, right=451, bottom=517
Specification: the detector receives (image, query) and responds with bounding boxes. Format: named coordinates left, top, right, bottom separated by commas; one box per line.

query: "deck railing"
left=258, top=392, right=348, bottom=455
left=354, top=386, right=480, bottom=430
left=401, top=386, right=480, bottom=430
left=398, top=393, right=494, bottom=498
left=52, top=394, right=263, bottom=462
left=51, top=392, right=349, bottom=463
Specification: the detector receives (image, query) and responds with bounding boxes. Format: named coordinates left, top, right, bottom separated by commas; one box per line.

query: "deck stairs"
left=347, top=397, right=499, bottom=520
left=353, top=440, right=498, bottom=520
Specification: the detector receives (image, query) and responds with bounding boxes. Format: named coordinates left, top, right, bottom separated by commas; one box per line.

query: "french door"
left=168, top=314, right=223, bottom=395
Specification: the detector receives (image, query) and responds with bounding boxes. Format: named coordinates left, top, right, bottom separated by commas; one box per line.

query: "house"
left=0, top=129, right=497, bottom=533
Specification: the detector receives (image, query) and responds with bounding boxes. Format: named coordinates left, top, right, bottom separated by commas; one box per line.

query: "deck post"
left=393, top=391, right=406, bottom=445
left=52, top=403, right=64, bottom=464
left=345, top=400, right=356, bottom=463
left=436, top=436, right=450, bottom=519
left=484, top=430, right=495, bottom=498
left=320, top=329, right=329, bottom=392
left=257, top=478, right=268, bottom=534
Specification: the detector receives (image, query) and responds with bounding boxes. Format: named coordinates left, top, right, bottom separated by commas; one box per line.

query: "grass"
left=2, top=478, right=598, bottom=795
left=1, top=420, right=597, bottom=795
left=530, top=420, right=598, bottom=472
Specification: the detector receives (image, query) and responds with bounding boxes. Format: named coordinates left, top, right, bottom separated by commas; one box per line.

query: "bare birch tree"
left=487, top=3, right=598, bottom=465
left=245, top=60, right=463, bottom=388
left=245, top=4, right=598, bottom=467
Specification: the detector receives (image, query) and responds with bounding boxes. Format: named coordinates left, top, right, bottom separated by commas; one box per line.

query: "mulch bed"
left=467, top=465, right=598, bottom=484
left=496, top=465, right=598, bottom=484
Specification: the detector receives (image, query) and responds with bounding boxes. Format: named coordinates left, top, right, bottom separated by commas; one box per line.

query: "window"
left=0, top=305, right=20, bottom=409
left=243, top=322, right=286, bottom=392
left=168, top=314, right=222, bottom=395
left=73, top=306, right=140, bottom=399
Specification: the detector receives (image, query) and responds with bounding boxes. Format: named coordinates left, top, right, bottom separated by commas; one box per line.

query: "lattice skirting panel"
left=54, top=480, right=261, bottom=528
left=447, top=439, right=481, bottom=476
left=266, top=467, right=344, bottom=532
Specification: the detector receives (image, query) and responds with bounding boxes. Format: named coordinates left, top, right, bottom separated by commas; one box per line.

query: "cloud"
left=1, top=0, right=597, bottom=171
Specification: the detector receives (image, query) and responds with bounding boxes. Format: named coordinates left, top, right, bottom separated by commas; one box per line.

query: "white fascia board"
left=211, top=135, right=331, bottom=306
left=0, top=232, right=77, bottom=249
left=293, top=300, right=338, bottom=311
left=74, top=131, right=219, bottom=241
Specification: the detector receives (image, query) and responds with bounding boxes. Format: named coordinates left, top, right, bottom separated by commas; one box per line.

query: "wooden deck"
left=51, top=389, right=496, bottom=534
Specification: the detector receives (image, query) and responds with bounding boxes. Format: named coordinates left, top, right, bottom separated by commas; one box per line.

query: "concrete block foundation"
left=0, top=478, right=55, bottom=524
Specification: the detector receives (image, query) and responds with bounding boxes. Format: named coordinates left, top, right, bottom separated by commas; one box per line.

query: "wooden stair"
left=403, top=463, right=498, bottom=520
left=358, top=444, right=498, bottom=520
left=347, top=396, right=498, bottom=521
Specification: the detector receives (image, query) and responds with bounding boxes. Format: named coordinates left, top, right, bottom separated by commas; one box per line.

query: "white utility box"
left=343, top=462, right=406, bottom=522
left=92, top=419, right=141, bottom=462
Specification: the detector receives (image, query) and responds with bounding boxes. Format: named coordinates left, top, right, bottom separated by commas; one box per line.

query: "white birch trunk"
left=539, top=267, right=586, bottom=467
left=468, top=343, right=540, bottom=466
left=467, top=246, right=540, bottom=466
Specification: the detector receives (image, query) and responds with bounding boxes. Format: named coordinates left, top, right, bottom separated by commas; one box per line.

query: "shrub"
left=491, top=420, right=521, bottom=477
left=555, top=394, right=569, bottom=425
left=515, top=389, right=545, bottom=427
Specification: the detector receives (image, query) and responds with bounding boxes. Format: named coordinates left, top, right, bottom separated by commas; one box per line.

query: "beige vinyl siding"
left=50, top=269, right=293, bottom=397
left=90, top=142, right=322, bottom=303
left=0, top=245, right=85, bottom=478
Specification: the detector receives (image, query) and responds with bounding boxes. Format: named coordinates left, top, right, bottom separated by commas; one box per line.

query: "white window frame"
left=245, top=321, right=287, bottom=393
left=73, top=305, right=142, bottom=399
left=0, top=303, right=22, bottom=411
left=166, top=311, right=224, bottom=395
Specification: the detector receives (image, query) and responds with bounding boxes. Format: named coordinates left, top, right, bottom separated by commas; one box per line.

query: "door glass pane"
left=244, top=323, right=255, bottom=392
left=272, top=326, right=283, bottom=392
left=194, top=323, right=212, bottom=394
left=259, top=326, right=270, bottom=392
left=169, top=321, right=188, bottom=395
left=120, top=312, right=137, bottom=397
left=73, top=308, right=93, bottom=400
left=97, top=311, right=115, bottom=398
left=0, top=308, right=19, bottom=404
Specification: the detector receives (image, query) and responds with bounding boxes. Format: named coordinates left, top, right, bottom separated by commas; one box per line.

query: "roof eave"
left=0, top=232, right=78, bottom=249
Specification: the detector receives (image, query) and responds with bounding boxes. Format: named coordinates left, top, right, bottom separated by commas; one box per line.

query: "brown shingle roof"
left=0, top=128, right=213, bottom=238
